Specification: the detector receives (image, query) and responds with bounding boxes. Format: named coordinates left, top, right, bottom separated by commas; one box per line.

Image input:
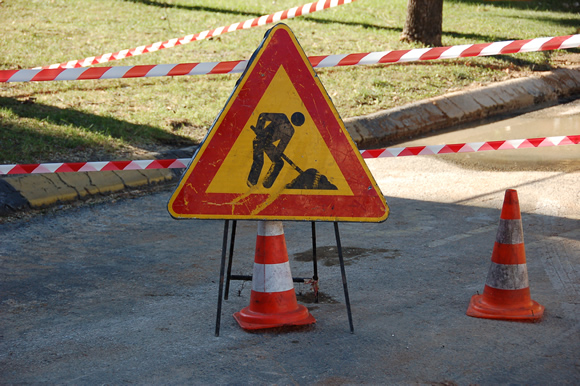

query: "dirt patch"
left=166, top=119, right=208, bottom=143
left=296, top=291, right=338, bottom=305
left=293, top=246, right=401, bottom=267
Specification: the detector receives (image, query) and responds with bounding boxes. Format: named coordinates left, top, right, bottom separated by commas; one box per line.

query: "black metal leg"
left=224, top=220, right=237, bottom=300
left=334, top=222, right=354, bottom=333
left=215, top=220, right=230, bottom=337
left=311, top=221, right=319, bottom=303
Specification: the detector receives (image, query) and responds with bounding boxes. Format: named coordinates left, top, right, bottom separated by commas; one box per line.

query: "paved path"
left=1, top=102, right=578, bottom=383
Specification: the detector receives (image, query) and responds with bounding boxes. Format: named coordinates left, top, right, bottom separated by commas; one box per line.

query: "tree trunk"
left=400, top=0, right=443, bottom=47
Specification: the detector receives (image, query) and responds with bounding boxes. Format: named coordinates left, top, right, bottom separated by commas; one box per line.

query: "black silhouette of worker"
left=247, top=112, right=304, bottom=188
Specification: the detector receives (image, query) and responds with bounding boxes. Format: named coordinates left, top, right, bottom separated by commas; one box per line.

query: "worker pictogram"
left=248, top=111, right=329, bottom=190
left=168, top=23, right=389, bottom=222
left=247, top=111, right=337, bottom=190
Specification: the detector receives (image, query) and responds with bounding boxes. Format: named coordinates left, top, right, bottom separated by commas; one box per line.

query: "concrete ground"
left=1, top=101, right=578, bottom=383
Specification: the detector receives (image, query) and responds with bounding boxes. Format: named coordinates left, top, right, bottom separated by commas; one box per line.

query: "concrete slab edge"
left=1, top=67, right=579, bottom=216
left=344, top=66, right=580, bottom=149
left=0, top=147, right=196, bottom=216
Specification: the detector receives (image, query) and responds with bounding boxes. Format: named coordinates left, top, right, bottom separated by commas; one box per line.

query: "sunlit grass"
left=0, top=0, right=578, bottom=163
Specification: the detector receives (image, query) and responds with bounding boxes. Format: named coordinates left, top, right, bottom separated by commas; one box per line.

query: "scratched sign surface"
left=168, top=24, right=389, bottom=222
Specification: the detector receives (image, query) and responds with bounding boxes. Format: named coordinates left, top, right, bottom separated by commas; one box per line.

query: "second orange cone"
left=234, top=221, right=316, bottom=330
left=467, top=189, right=544, bottom=322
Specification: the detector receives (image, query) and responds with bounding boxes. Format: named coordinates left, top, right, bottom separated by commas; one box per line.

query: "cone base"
left=233, top=304, right=316, bottom=330
left=466, top=294, right=544, bottom=322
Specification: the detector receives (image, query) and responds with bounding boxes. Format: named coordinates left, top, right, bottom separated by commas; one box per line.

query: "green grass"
left=1, top=0, right=578, bottom=163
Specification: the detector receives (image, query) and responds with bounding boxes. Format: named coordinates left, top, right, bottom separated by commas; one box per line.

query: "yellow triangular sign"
left=168, top=24, right=389, bottom=222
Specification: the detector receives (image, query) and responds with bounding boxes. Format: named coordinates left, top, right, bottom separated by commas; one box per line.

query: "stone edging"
left=345, top=67, right=580, bottom=149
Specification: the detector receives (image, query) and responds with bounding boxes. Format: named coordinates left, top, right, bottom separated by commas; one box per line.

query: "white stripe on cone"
left=257, top=221, right=284, bottom=237
left=252, top=262, right=294, bottom=293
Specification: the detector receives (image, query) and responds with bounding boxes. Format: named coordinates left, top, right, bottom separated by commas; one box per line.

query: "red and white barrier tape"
left=359, top=135, right=580, bottom=159
left=38, top=0, right=356, bottom=70
left=0, top=159, right=190, bottom=176
left=3, top=34, right=578, bottom=83
left=2, top=135, right=578, bottom=175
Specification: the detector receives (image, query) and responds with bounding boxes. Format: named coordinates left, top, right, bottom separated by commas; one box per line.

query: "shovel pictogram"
left=281, top=153, right=337, bottom=190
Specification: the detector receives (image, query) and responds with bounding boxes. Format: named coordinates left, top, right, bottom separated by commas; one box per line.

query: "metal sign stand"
left=215, top=220, right=353, bottom=336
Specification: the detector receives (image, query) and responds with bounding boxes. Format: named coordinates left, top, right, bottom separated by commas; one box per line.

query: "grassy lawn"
left=1, top=0, right=578, bottom=163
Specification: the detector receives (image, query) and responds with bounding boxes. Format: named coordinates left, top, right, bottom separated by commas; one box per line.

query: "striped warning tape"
left=3, top=34, right=578, bottom=83
left=0, top=159, right=191, bottom=176
left=359, top=135, right=580, bottom=159
left=2, top=135, right=578, bottom=175
left=37, top=0, right=357, bottom=70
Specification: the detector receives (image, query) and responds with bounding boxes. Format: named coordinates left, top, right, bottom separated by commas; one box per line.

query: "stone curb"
left=0, top=147, right=196, bottom=216
left=1, top=67, right=579, bottom=216
left=345, top=66, right=580, bottom=149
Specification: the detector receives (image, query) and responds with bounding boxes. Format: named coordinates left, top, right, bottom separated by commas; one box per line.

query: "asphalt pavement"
left=0, top=68, right=579, bottom=384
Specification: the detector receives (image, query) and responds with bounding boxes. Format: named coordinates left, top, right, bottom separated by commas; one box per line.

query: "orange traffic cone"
left=234, top=221, right=316, bottom=330
left=467, top=189, right=544, bottom=322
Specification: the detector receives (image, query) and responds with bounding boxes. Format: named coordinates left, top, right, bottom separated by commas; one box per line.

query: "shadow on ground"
left=1, top=193, right=577, bottom=383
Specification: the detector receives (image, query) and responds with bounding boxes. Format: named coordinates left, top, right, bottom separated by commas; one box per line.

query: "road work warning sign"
left=168, top=23, right=389, bottom=222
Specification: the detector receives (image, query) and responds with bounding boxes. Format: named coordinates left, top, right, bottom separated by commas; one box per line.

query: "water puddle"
left=396, top=99, right=580, bottom=172
left=296, top=291, right=338, bottom=304
left=293, top=246, right=400, bottom=267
